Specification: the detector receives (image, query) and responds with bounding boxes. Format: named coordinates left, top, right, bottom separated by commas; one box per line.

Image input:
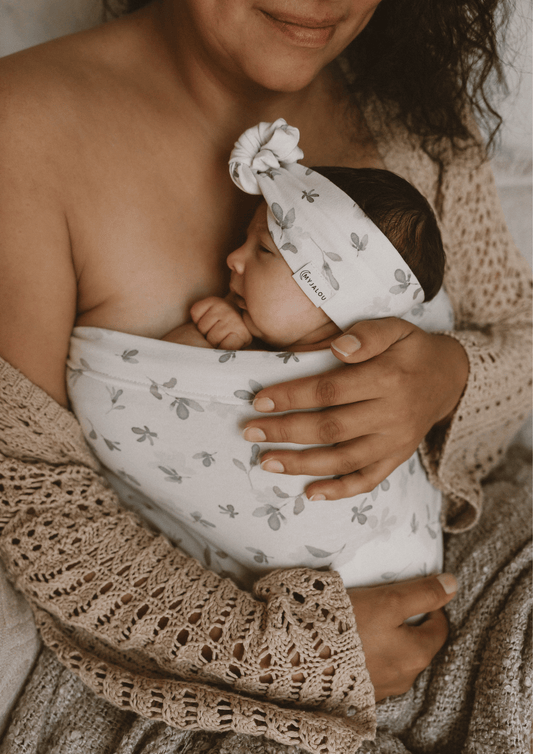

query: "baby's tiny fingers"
left=219, top=332, right=251, bottom=350
left=190, top=297, right=221, bottom=323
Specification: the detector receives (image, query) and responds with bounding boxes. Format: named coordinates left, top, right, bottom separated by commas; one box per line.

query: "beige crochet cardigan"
left=0, top=112, right=531, bottom=754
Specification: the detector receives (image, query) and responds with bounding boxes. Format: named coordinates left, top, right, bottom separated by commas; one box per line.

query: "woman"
left=0, top=0, right=530, bottom=752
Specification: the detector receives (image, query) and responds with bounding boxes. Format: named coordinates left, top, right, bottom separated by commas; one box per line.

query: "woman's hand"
left=243, top=318, right=469, bottom=500
left=349, top=573, right=457, bottom=700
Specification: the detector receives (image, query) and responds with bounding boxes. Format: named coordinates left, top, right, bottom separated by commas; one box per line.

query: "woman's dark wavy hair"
left=103, top=0, right=510, bottom=162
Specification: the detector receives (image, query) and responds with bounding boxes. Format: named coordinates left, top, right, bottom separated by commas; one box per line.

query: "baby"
left=163, top=162, right=445, bottom=355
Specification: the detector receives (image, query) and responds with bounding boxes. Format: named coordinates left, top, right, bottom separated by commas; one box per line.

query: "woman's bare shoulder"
left=0, top=16, right=145, bottom=133
left=0, top=19, right=145, bottom=407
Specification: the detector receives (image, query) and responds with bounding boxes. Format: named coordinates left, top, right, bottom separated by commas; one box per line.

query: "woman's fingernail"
left=243, top=427, right=266, bottom=442
left=437, top=573, right=458, bottom=595
left=261, top=459, right=285, bottom=473
left=253, top=397, right=275, bottom=412
left=331, top=334, right=361, bottom=356
left=309, top=493, right=326, bottom=501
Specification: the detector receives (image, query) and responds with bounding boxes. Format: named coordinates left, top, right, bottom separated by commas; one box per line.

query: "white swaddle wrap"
left=67, top=292, right=452, bottom=590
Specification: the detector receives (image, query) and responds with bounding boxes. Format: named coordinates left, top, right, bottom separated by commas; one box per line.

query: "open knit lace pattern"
left=0, top=359, right=376, bottom=754
left=0, top=107, right=531, bottom=754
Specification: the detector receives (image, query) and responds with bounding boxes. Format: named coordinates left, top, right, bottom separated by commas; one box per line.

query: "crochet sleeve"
left=0, top=358, right=375, bottom=754
left=419, top=147, right=532, bottom=532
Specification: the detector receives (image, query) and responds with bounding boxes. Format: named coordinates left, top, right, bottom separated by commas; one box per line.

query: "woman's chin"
left=238, top=55, right=330, bottom=95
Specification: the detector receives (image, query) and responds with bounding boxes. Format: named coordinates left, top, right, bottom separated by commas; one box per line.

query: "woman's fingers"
left=246, top=398, right=385, bottom=447
left=251, top=318, right=415, bottom=415
left=246, top=326, right=469, bottom=493
left=252, top=362, right=377, bottom=414
left=392, top=573, right=458, bottom=621
left=305, top=456, right=408, bottom=500
left=258, top=438, right=411, bottom=500
left=330, top=317, right=414, bottom=363
left=349, top=574, right=457, bottom=700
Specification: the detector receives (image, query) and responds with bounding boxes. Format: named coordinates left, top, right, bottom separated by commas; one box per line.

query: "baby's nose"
left=227, top=246, right=246, bottom=274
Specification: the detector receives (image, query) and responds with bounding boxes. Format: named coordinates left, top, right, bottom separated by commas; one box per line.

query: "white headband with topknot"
left=229, top=118, right=424, bottom=330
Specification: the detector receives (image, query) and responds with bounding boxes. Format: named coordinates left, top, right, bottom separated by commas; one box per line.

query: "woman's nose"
left=227, top=245, right=246, bottom=274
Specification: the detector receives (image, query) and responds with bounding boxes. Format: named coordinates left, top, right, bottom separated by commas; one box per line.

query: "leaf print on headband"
left=257, top=167, right=281, bottom=181
left=390, top=269, right=413, bottom=295
left=271, top=203, right=295, bottom=231
left=322, top=261, right=339, bottom=291
left=219, top=350, right=236, bottom=363
left=301, top=189, right=319, bottom=203
left=307, top=236, right=340, bottom=291
left=281, top=242, right=298, bottom=254
left=351, top=232, right=368, bottom=253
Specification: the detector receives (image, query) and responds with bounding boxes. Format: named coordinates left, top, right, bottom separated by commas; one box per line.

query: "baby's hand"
left=190, top=296, right=253, bottom=350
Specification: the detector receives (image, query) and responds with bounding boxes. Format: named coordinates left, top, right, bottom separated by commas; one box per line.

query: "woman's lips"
left=260, top=10, right=337, bottom=47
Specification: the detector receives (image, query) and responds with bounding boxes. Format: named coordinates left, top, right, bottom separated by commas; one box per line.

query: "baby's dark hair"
left=312, top=167, right=445, bottom=302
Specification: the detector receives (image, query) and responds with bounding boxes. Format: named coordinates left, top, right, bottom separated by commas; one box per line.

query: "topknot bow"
left=229, top=118, right=303, bottom=195
left=227, top=119, right=427, bottom=331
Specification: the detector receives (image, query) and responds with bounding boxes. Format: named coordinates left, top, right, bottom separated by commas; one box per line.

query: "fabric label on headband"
left=292, top=262, right=336, bottom=308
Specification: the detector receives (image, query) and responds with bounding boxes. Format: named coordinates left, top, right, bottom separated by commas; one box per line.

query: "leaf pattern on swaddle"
left=276, top=352, right=299, bottom=364
left=132, top=426, right=158, bottom=445
left=193, top=451, right=216, bottom=467
left=67, top=326, right=447, bottom=589
left=69, top=358, right=91, bottom=385
left=107, top=387, right=126, bottom=413
left=350, top=501, right=373, bottom=525
left=245, top=547, right=272, bottom=565
left=158, top=466, right=188, bottom=483
left=234, top=379, right=264, bottom=402
left=120, top=349, right=139, bottom=363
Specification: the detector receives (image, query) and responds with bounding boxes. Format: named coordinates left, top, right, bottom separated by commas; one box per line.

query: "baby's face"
left=227, top=203, right=334, bottom=347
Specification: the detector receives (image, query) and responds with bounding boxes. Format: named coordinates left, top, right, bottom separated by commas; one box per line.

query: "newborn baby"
left=163, top=163, right=445, bottom=352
